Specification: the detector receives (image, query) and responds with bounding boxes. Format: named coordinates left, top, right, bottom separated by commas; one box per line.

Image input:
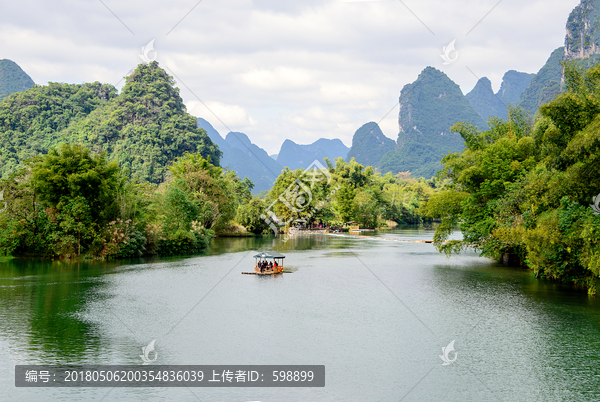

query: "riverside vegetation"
left=255, top=157, right=443, bottom=233
left=0, top=146, right=252, bottom=259
left=424, top=62, right=600, bottom=294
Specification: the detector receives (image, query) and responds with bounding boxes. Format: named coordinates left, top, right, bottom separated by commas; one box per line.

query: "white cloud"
left=238, top=67, right=315, bottom=90
left=320, top=82, right=383, bottom=103
left=283, top=106, right=347, bottom=130
left=186, top=100, right=254, bottom=132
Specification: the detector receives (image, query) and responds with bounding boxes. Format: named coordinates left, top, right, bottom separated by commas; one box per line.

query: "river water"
left=1, top=227, right=599, bottom=401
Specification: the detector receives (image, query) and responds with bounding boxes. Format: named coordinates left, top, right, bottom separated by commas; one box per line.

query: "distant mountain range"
left=196, top=118, right=349, bottom=193
left=345, top=58, right=555, bottom=177
left=2, top=0, right=597, bottom=190
left=347, top=0, right=600, bottom=178
left=0, top=59, right=34, bottom=100
left=196, top=118, right=282, bottom=194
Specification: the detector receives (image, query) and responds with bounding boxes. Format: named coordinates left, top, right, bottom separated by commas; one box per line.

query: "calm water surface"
left=1, top=227, right=600, bottom=401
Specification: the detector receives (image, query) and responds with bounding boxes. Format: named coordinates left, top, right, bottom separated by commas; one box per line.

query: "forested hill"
left=378, top=67, right=487, bottom=178
left=345, top=122, right=395, bottom=168
left=465, top=71, right=534, bottom=122
left=465, top=77, right=506, bottom=122
left=0, top=62, right=220, bottom=183
left=517, top=47, right=564, bottom=115
left=0, top=59, right=34, bottom=100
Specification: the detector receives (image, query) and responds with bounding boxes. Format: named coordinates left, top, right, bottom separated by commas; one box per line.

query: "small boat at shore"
left=242, top=251, right=286, bottom=275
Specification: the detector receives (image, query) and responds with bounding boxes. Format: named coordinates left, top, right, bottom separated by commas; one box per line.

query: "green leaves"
left=49, top=196, right=94, bottom=258
left=0, top=60, right=235, bottom=259
left=334, top=183, right=355, bottom=224
left=0, top=62, right=221, bottom=184
left=0, top=146, right=228, bottom=259
left=236, top=198, right=269, bottom=234
left=263, top=157, right=439, bottom=230
left=30, top=144, right=120, bottom=225
left=428, top=61, right=600, bottom=294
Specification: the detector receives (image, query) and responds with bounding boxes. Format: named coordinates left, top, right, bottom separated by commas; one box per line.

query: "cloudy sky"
left=1, top=0, right=581, bottom=154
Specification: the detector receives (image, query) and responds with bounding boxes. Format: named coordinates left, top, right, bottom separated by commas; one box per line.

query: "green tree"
left=353, top=190, right=379, bottom=228
left=425, top=65, right=600, bottom=293
left=30, top=143, right=121, bottom=226
left=333, top=183, right=355, bottom=223
left=167, top=152, right=239, bottom=233
left=236, top=198, right=269, bottom=234
left=49, top=196, right=94, bottom=257
left=0, top=167, right=52, bottom=256
left=428, top=107, right=536, bottom=258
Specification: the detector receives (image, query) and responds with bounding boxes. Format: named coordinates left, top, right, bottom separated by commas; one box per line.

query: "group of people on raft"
left=257, top=260, right=277, bottom=273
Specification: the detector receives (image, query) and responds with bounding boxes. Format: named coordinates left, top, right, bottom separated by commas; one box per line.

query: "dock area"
left=287, top=227, right=330, bottom=235
left=327, top=233, right=436, bottom=243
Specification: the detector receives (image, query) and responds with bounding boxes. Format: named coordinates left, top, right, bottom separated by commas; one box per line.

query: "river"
left=1, top=227, right=599, bottom=401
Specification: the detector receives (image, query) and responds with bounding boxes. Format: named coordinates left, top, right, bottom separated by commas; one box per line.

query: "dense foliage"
left=261, top=157, right=442, bottom=231
left=0, top=81, right=117, bottom=175
left=425, top=62, right=600, bottom=294
left=0, top=62, right=220, bottom=183
left=0, top=147, right=250, bottom=259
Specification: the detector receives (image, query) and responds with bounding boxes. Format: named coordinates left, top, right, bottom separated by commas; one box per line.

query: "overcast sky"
left=1, top=0, right=581, bottom=154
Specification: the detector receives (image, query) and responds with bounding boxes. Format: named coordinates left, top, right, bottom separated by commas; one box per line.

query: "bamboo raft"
left=244, top=251, right=289, bottom=276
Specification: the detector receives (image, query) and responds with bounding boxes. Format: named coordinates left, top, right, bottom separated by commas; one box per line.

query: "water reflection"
left=0, top=259, right=126, bottom=363
left=204, top=233, right=348, bottom=255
